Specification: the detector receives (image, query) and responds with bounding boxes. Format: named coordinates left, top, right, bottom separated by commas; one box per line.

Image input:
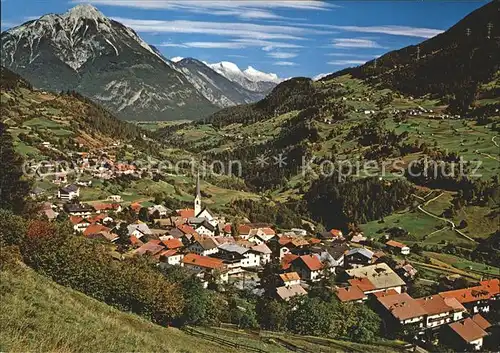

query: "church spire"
left=195, top=171, right=201, bottom=198
left=194, top=171, right=201, bottom=216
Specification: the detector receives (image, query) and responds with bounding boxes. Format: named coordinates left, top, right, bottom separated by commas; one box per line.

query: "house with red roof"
left=416, top=295, right=466, bottom=329
left=444, top=315, right=491, bottom=351
left=93, top=203, right=122, bottom=213
left=159, top=249, right=184, bottom=266
left=377, top=293, right=427, bottom=330
left=83, top=224, right=110, bottom=237
left=182, top=253, right=228, bottom=283
left=161, top=238, right=184, bottom=250
left=279, top=272, right=301, bottom=287
left=281, top=253, right=299, bottom=271
left=70, top=216, right=90, bottom=232
left=291, top=254, right=324, bottom=282
left=439, top=279, right=499, bottom=314
left=386, top=240, right=410, bottom=255
left=134, top=240, right=165, bottom=257
left=335, top=285, right=367, bottom=303
left=177, top=208, right=195, bottom=218
left=130, top=202, right=142, bottom=213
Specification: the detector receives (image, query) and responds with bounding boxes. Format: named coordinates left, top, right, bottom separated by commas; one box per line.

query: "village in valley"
left=1, top=1, right=499, bottom=351
left=36, top=162, right=499, bottom=352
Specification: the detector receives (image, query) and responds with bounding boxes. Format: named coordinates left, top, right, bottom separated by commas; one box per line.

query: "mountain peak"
left=64, top=4, right=106, bottom=21
left=244, top=66, right=280, bottom=83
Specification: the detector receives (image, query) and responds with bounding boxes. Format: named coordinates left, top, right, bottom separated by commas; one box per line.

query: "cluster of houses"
left=41, top=174, right=499, bottom=351
left=375, top=279, right=499, bottom=351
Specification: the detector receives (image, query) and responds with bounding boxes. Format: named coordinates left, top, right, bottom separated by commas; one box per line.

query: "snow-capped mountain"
left=0, top=4, right=217, bottom=121
left=207, top=61, right=280, bottom=94
left=174, top=58, right=265, bottom=108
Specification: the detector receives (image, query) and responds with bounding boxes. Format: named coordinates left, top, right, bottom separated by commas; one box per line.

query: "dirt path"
left=492, top=135, right=499, bottom=148
left=413, top=193, right=477, bottom=243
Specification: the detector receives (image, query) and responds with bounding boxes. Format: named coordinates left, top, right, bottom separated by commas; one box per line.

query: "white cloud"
left=328, top=59, right=368, bottom=66
left=332, top=38, right=382, bottom=49
left=170, top=56, right=184, bottom=62
left=74, top=1, right=335, bottom=21
left=327, top=53, right=380, bottom=57
left=112, top=17, right=327, bottom=41
left=157, top=43, right=188, bottom=48
left=267, top=52, right=298, bottom=59
left=182, top=42, right=246, bottom=49
left=158, top=39, right=303, bottom=50
left=313, top=73, right=330, bottom=81
left=234, top=39, right=303, bottom=49
left=329, top=25, right=443, bottom=39
left=296, top=23, right=443, bottom=39
left=274, top=61, right=297, bottom=66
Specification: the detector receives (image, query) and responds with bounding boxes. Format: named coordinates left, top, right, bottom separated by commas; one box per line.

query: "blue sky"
left=1, top=0, right=487, bottom=79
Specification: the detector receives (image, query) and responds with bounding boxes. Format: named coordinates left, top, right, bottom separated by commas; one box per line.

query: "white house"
left=127, top=222, right=152, bottom=240
left=58, top=185, right=80, bottom=200
left=108, top=195, right=122, bottom=202
left=416, top=295, right=466, bottom=329
left=70, top=216, right=90, bottom=233
left=182, top=253, right=229, bottom=284
left=291, top=255, right=324, bottom=282
left=251, top=243, right=272, bottom=266
left=217, top=243, right=260, bottom=270
left=194, top=220, right=216, bottom=237
left=148, top=204, right=170, bottom=218
left=279, top=272, right=301, bottom=287
left=187, top=236, right=219, bottom=256
left=160, top=250, right=184, bottom=266
left=386, top=240, right=410, bottom=255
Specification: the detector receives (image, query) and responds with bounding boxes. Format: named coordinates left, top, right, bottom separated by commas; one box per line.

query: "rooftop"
left=386, top=240, right=408, bottom=249
left=346, top=247, right=374, bottom=259
left=416, top=295, right=466, bottom=316
left=378, top=293, right=427, bottom=321
left=182, top=253, right=225, bottom=270
left=279, top=272, right=301, bottom=282
left=471, top=314, right=491, bottom=331
left=449, top=318, right=489, bottom=343
left=439, top=279, right=499, bottom=304
left=83, top=224, right=110, bottom=237
left=348, top=277, right=376, bottom=292
left=162, top=238, right=184, bottom=249
left=345, top=263, right=406, bottom=291
left=281, top=253, right=299, bottom=270
left=251, top=243, right=272, bottom=255
left=218, top=243, right=250, bottom=255
left=276, top=284, right=307, bottom=301
left=296, top=254, right=323, bottom=271
left=134, top=240, right=165, bottom=256
left=335, top=285, right=367, bottom=302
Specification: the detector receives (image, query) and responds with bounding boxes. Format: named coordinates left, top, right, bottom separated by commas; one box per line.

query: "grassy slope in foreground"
left=0, top=262, right=237, bottom=353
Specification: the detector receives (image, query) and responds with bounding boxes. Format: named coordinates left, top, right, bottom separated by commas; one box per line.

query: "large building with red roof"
left=439, top=279, right=499, bottom=314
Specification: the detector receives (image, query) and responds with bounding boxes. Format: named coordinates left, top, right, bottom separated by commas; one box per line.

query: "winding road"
left=414, top=193, right=476, bottom=243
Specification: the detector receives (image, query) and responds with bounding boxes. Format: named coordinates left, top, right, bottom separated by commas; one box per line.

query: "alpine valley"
left=1, top=2, right=500, bottom=353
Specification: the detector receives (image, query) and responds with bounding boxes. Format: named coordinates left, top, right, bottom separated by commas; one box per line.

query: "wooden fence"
left=182, top=326, right=267, bottom=353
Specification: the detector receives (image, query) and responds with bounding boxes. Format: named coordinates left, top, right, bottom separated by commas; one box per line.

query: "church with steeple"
left=194, top=172, right=202, bottom=216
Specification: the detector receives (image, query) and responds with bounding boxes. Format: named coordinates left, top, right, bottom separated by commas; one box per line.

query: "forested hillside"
left=1, top=66, right=145, bottom=153
left=324, top=0, right=500, bottom=113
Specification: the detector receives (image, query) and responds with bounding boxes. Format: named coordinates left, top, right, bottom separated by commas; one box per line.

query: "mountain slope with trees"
left=323, top=0, right=500, bottom=113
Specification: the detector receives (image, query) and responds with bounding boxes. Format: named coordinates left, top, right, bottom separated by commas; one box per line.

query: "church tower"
left=194, top=172, right=202, bottom=216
